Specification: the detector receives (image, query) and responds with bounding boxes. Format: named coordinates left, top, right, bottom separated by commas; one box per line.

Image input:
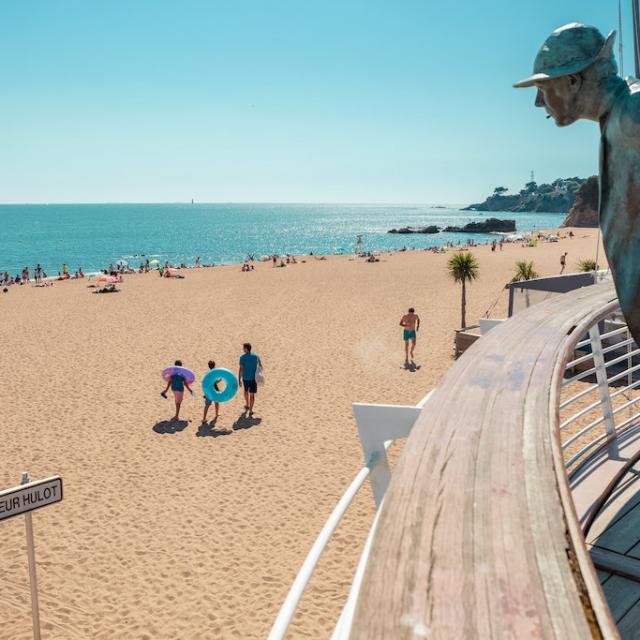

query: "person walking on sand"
left=202, top=360, right=221, bottom=423
left=400, top=307, right=420, bottom=362
left=161, top=359, right=194, bottom=420
left=560, top=252, right=568, bottom=274
left=239, top=343, right=262, bottom=416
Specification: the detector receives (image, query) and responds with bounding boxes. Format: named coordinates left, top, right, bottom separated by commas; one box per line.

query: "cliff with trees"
left=561, top=175, right=599, bottom=227
left=465, top=177, right=586, bottom=213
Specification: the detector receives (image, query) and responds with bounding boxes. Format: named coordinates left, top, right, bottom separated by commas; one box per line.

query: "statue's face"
left=534, top=75, right=582, bottom=127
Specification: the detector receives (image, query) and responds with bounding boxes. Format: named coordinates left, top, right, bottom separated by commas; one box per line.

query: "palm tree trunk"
left=461, top=279, right=467, bottom=328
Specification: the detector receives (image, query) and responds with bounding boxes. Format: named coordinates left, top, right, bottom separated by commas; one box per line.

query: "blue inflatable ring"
left=202, top=368, right=238, bottom=403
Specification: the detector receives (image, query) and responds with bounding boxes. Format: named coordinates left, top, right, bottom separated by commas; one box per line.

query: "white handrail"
left=268, top=466, right=371, bottom=640
left=560, top=382, right=598, bottom=409
left=561, top=303, right=640, bottom=471
left=269, top=389, right=434, bottom=639
left=331, top=498, right=385, bottom=639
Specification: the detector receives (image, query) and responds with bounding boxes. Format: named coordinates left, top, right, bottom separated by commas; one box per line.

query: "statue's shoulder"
left=611, top=78, right=640, bottom=140
left=626, top=77, right=640, bottom=95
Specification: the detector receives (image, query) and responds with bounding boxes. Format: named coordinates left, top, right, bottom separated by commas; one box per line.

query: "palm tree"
left=447, top=252, right=479, bottom=328
left=578, top=258, right=597, bottom=272
left=511, top=260, right=539, bottom=282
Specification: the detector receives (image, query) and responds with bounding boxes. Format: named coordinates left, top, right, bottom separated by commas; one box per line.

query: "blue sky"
left=0, top=1, right=634, bottom=204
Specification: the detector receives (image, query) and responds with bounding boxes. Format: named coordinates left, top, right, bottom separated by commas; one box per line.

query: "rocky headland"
left=562, top=175, right=598, bottom=227
left=465, top=177, right=586, bottom=213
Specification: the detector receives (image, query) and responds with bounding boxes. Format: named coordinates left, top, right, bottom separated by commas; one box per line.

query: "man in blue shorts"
left=399, top=307, right=420, bottom=363
left=238, top=342, right=263, bottom=416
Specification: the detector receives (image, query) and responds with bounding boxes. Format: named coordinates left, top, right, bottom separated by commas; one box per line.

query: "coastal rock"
left=443, top=218, right=516, bottom=233
left=465, top=177, right=586, bottom=213
left=388, top=225, right=440, bottom=234
left=562, top=175, right=599, bottom=227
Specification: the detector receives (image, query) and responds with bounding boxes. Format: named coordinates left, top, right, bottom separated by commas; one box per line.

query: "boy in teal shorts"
left=202, top=360, right=221, bottom=423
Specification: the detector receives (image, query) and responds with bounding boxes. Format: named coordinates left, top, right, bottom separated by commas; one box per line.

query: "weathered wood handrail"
left=349, top=282, right=620, bottom=638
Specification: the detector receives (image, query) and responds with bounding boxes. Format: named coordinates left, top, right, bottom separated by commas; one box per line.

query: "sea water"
left=0, top=203, right=565, bottom=274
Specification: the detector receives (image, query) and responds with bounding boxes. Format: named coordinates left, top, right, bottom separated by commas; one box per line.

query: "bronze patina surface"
left=515, top=23, right=640, bottom=343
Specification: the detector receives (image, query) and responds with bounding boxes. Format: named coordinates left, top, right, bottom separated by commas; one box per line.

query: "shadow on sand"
left=153, top=419, right=189, bottom=435
left=196, top=419, right=233, bottom=438
left=232, top=413, right=263, bottom=431
left=403, top=361, right=421, bottom=372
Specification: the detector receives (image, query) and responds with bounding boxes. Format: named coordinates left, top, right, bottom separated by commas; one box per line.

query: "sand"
left=0, top=229, right=606, bottom=639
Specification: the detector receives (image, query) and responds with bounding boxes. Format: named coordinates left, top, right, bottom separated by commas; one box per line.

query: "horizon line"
left=0, top=200, right=470, bottom=207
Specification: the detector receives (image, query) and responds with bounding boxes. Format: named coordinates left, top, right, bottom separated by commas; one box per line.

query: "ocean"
left=0, top=203, right=566, bottom=274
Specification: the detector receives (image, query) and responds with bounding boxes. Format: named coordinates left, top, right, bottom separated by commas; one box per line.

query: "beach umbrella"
left=149, top=259, right=160, bottom=265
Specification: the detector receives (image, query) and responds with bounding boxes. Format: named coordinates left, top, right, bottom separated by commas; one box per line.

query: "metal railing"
left=267, top=390, right=434, bottom=640
left=559, top=306, right=640, bottom=473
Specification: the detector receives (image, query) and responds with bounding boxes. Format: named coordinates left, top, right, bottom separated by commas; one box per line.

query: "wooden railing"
left=348, top=282, right=621, bottom=639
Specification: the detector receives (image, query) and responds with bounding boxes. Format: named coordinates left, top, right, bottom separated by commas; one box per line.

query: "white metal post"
left=21, top=472, right=41, bottom=640
left=589, top=325, right=616, bottom=439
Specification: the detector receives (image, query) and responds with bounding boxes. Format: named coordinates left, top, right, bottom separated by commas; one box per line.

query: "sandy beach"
left=0, top=229, right=606, bottom=639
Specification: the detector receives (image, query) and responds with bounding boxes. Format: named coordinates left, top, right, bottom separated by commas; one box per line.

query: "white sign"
left=0, top=476, right=63, bottom=522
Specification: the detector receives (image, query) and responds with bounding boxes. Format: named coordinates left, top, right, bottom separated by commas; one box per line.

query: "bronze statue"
left=515, top=23, right=640, bottom=343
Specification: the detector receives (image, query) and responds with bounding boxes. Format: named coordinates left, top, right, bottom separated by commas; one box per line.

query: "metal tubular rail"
left=565, top=431, right=610, bottom=468
left=560, top=381, right=599, bottom=409
left=561, top=308, right=640, bottom=469
left=269, top=389, right=434, bottom=639
left=268, top=466, right=372, bottom=640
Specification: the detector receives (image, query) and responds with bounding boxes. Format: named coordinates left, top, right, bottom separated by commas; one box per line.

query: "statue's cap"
left=514, top=23, right=615, bottom=88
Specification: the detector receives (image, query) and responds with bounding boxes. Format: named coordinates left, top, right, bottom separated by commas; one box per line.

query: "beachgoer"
left=238, top=343, right=262, bottom=417
left=195, top=256, right=201, bottom=267
left=202, top=360, right=221, bottom=422
left=400, top=307, right=420, bottom=362
left=560, top=252, right=568, bottom=274
left=161, top=359, right=194, bottom=420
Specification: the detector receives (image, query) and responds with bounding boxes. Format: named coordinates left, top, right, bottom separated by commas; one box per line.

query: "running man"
left=202, top=360, right=220, bottom=423
left=238, top=343, right=263, bottom=416
left=161, top=359, right=194, bottom=420
left=560, top=252, right=568, bottom=274
left=399, top=307, right=420, bottom=362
